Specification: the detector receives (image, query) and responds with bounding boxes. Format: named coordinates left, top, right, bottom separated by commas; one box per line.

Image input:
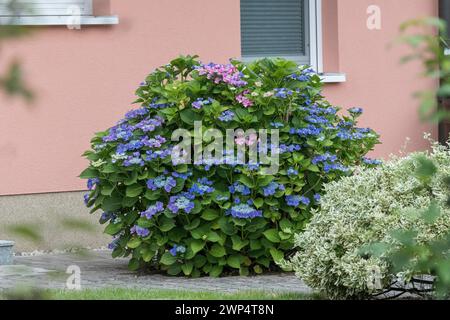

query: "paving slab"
left=0, top=250, right=312, bottom=294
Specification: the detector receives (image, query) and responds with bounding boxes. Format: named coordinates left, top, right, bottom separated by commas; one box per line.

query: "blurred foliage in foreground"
left=0, top=14, right=33, bottom=100
left=368, top=18, right=450, bottom=299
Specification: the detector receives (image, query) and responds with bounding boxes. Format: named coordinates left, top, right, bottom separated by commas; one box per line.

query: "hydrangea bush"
left=80, top=56, right=379, bottom=277
left=284, top=140, right=450, bottom=299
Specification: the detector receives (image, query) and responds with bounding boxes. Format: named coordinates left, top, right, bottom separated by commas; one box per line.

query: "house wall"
left=0, top=0, right=438, bottom=251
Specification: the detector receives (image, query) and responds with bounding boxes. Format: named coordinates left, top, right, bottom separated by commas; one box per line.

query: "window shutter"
left=0, top=0, right=93, bottom=16
left=240, top=0, right=308, bottom=62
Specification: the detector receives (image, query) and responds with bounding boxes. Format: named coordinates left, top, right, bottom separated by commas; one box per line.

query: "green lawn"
left=2, top=288, right=323, bottom=300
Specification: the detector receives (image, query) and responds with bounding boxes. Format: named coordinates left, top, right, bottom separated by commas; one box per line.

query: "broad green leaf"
left=263, top=229, right=281, bottom=243
left=126, top=184, right=144, bottom=197
left=209, top=244, right=226, bottom=258
left=227, top=255, right=242, bottom=269
left=160, top=252, right=177, bottom=265
left=269, top=248, right=284, bottom=262
left=201, top=209, right=220, bottom=221
left=181, top=261, right=194, bottom=276
left=190, top=239, right=205, bottom=254
left=127, top=237, right=142, bottom=249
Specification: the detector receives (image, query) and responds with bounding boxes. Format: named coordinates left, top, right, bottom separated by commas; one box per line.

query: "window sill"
left=320, top=73, right=346, bottom=83
left=0, top=15, right=119, bottom=26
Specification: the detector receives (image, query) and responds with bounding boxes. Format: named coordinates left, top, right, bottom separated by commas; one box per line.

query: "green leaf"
left=181, top=262, right=194, bottom=276
left=227, top=255, right=242, bottom=269
left=239, top=266, right=249, bottom=276
left=201, top=209, right=220, bottom=221
left=180, top=109, right=202, bottom=125
left=144, top=190, right=161, bottom=200
left=209, top=244, right=226, bottom=258
left=206, top=231, right=222, bottom=243
left=184, top=218, right=201, bottom=231
left=250, top=239, right=262, bottom=250
left=269, top=248, right=284, bottom=262
left=167, top=264, right=182, bottom=276
left=253, top=265, right=263, bottom=274
left=231, top=235, right=249, bottom=251
left=141, top=248, right=155, bottom=262
left=253, top=198, right=264, bottom=209
left=160, top=252, right=177, bottom=265
left=127, top=237, right=142, bottom=249
left=103, top=195, right=123, bottom=212
left=263, top=229, right=281, bottom=243
left=79, top=168, right=99, bottom=179
left=126, top=184, right=144, bottom=197
left=128, top=258, right=140, bottom=271
left=100, top=184, right=114, bottom=196
left=238, top=175, right=255, bottom=188
left=257, top=175, right=273, bottom=187
left=190, top=239, right=205, bottom=254
left=217, top=218, right=236, bottom=236
left=159, top=217, right=176, bottom=232
left=209, top=265, right=223, bottom=277
left=279, top=219, right=293, bottom=233
left=104, top=222, right=123, bottom=235
left=124, top=171, right=138, bottom=186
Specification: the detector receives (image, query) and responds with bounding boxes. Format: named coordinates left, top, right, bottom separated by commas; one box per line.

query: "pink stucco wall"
left=0, top=0, right=438, bottom=196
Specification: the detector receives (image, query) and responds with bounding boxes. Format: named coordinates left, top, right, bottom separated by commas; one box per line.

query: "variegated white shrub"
left=285, top=141, right=450, bottom=299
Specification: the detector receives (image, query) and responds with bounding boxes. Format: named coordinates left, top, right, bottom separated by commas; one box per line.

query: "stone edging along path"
left=0, top=250, right=312, bottom=293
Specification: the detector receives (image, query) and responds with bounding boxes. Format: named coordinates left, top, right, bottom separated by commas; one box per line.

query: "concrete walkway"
left=0, top=250, right=311, bottom=294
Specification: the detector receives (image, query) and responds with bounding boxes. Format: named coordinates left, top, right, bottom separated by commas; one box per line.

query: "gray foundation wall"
left=0, top=191, right=109, bottom=252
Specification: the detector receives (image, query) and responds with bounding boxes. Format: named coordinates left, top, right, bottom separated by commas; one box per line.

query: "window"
left=240, top=0, right=323, bottom=73
left=0, top=0, right=92, bottom=16
left=0, top=0, right=118, bottom=25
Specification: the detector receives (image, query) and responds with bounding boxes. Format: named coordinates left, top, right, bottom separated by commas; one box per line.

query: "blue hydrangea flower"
left=124, top=106, right=148, bottom=120
left=140, top=202, right=164, bottom=219
left=229, top=182, right=251, bottom=196
left=83, top=193, right=90, bottom=205
left=145, top=148, right=172, bottom=161
left=291, top=125, right=323, bottom=137
left=323, top=163, right=349, bottom=173
left=87, top=178, right=99, bottom=190
left=348, top=107, right=363, bottom=114
left=227, top=203, right=262, bottom=219
left=149, top=97, right=171, bottom=109
left=130, top=225, right=150, bottom=238
left=172, top=171, right=192, bottom=180
left=190, top=178, right=215, bottom=196
left=362, top=157, right=382, bottom=166
left=286, top=195, right=310, bottom=207
left=305, top=115, right=329, bottom=125
left=218, top=110, right=235, bottom=122
left=287, top=167, right=299, bottom=177
left=312, top=153, right=338, bottom=165
left=100, top=212, right=116, bottom=223
left=192, top=97, right=213, bottom=109
left=167, top=192, right=195, bottom=214
left=270, top=122, right=284, bottom=129
left=147, top=175, right=177, bottom=192
left=262, top=182, right=285, bottom=197
left=280, top=144, right=302, bottom=154
left=274, top=88, right=293, bottom=99
left=108, top=236, right=120, bottom=250
left=123, top=152, right=145, bottom=167
left=169, top=244, right=186, bottom=256
left=314, top=193, right=321, bottom=203
left=215, top=194, right=230, bottom=202
left=132, top=116, right=164, bottom=133
left=103, top=124, right=133, bottom=142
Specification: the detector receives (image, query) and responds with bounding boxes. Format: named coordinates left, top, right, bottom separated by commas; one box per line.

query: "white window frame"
left=241, top=0, right=345, bottom=83
left=0, top=0, right=118, bottom=25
